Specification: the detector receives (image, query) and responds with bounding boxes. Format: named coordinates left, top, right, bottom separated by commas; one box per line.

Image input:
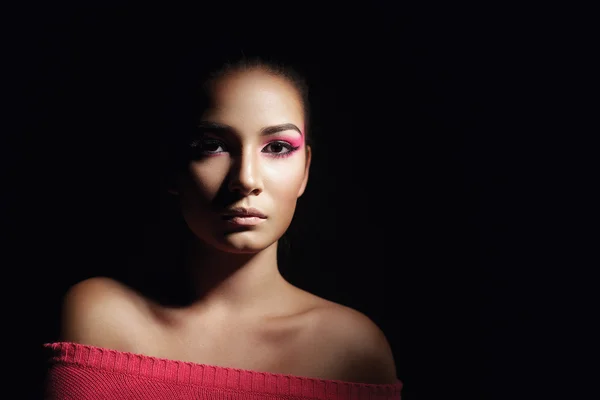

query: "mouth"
left=221, top=207, right=267, bottom=226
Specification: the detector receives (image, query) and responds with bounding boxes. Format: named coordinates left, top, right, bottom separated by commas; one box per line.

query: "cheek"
left=264, top=159, right=306, bottom=201
left=186, top=160, right=228, bottom=198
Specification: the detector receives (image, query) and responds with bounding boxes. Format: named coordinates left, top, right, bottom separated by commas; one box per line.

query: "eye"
left=262, top=141, right=294, bottom=155
left=190, top=138, right=227, bottom=155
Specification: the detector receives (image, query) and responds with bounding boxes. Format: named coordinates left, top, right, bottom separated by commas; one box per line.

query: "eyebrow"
left=197, top=121, right=302, bottom=136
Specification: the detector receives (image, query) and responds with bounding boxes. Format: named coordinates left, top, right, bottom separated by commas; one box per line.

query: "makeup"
left=262, top=135, right=303, bottom=158
left=189, top=122, right=305, bottom=159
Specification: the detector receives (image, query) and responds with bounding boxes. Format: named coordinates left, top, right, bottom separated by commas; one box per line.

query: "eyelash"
left=189, top=139, right=300, bottom=158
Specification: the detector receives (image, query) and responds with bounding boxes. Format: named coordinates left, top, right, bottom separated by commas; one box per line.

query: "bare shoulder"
left=311, top=303, right=398, bottom=384
left=59, top=276, right=148, bottom=349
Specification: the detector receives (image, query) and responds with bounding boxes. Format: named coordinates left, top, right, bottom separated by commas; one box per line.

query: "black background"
left=3, top=2, right=595, bottom=400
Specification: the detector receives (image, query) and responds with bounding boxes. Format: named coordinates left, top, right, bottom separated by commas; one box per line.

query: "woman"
left=43, top=52, right=403, bottom=399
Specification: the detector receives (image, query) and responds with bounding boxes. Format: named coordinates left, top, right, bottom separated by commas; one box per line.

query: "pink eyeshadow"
left=266, top=135, right=304, bottom=148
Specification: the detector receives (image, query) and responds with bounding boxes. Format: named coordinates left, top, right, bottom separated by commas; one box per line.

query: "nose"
left=227, top=148, right=263, bottom=196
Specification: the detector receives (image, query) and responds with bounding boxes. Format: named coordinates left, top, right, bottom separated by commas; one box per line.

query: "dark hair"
left=159, top=50, right=312, bottom=190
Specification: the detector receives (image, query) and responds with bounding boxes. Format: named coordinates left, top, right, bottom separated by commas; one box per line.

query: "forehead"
left=202, top=69, right=304, bottom=130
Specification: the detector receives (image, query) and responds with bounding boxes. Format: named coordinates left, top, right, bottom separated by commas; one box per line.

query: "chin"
left=212, top=232, right=276, bottom=254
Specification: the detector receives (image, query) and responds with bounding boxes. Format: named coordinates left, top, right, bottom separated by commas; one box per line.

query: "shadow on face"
left=175, top=68, right=312, bottom=255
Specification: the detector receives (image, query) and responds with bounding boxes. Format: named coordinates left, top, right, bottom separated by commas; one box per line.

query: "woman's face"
left=176, top=68, right=311, bottom=254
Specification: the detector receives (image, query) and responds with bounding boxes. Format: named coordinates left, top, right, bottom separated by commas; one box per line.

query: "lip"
left=224, top=216, right=266, bottom=226
left=222, top=207, right=267, bottom=219
left=221, top=207, right=267, bottom=226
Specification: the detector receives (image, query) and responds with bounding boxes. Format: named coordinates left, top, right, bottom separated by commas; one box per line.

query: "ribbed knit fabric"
left=43, top=342, right=402, bottom=400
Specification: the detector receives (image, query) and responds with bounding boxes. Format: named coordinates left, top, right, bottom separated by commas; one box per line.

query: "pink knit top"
left=43, top=342, right=402, bottom=400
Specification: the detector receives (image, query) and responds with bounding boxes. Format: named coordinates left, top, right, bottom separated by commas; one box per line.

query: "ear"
left=165, top=173, right=180, bottom=195
left=297, top=145, right=312, bottom=198
left=166, top=180, right=179, bottom=195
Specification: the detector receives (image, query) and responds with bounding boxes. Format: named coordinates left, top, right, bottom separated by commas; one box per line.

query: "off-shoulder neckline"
left=44, top=341, right=403, bottom=391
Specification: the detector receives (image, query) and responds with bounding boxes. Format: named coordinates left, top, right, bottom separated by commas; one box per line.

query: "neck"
left=182, top=236, right=289, bottom=315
